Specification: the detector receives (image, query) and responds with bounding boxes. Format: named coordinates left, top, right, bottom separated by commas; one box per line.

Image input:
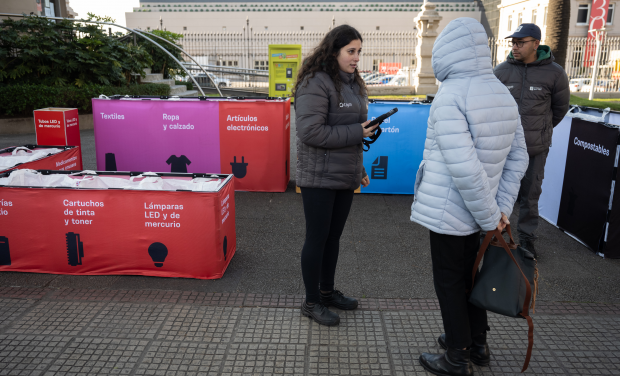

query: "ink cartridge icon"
left=66, top=232, right=84, bottom=266
left=0, top=236, right=10, bottom=266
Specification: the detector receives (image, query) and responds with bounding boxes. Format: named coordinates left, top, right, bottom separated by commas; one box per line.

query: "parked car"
left=581, top=79, right=608, bottom=92
left=569, top=78, right=589, bottom=92
left=196, top=72, right=231, bottom=88
left=363, top=72, right=386, bottom=83
left=360, top=72, right=374, bottom=80
left=367, top=74, right=395, bottom=85
left=386, top=76, right=408, bottom=86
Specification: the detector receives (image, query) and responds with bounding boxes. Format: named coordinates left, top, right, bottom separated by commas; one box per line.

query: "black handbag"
left=468, top=225, right=539, bottom=372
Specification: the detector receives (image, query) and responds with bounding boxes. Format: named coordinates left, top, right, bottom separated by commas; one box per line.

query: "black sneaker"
left=320, top=290, right=359, bottom=310
left=520, top=239, right=538, bottom=259
left=301, top=302, right=340, bottom=326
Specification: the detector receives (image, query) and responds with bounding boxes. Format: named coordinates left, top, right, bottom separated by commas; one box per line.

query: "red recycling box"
left=34, top=108, right=82, bottom=150
left=0, top=171, right=236, bottom=279
left=0, top=145, right=82, bottom=174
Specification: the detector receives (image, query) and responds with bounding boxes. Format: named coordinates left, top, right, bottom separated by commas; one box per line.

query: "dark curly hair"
left=294, top=25, right=366, bottom=99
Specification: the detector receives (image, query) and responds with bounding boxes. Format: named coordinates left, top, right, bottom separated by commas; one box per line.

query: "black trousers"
left=429, top=230, right=489, bottom=349
left=300, top=187, right=354, bottom=303
left=517, top=151, right=549, bottom=242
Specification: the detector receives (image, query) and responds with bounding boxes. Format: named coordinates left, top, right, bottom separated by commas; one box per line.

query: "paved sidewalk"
left=1, top=287, right=619, bottom=376
left=2, top=113, right=620, bottom=375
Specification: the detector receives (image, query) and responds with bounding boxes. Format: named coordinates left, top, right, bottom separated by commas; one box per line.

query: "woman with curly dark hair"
left=294, top=25, right=378, bottom=326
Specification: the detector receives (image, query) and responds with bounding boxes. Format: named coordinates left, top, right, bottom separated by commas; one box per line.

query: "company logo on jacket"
left=530, top=86, right=542, bottom=91
left=339, top=103, right=352, bottom=108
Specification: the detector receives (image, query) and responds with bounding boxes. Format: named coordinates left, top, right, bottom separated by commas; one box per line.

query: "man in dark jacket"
left=494, top=23, right=570, bottom=257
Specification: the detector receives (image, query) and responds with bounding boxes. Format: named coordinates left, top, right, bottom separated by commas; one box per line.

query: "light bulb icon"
left=148, top=242, right=168, bottom=267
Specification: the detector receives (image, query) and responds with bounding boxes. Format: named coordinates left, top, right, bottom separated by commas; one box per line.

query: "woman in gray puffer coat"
left=410, top=18, right=529, bottom=376
left=294, top=25, right=379, bottom=327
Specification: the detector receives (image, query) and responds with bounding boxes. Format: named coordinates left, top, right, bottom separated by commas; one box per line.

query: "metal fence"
left=179, top=30, right=418, bottom=87
left=564, top=36, right=620, bottom=92
left=490, top=36, right=620, bottom=92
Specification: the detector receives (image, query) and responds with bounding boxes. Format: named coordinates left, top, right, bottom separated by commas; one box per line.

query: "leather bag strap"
left=469, top=231, right=495, bottom=293
left=470, top=225, right=534, bottom=372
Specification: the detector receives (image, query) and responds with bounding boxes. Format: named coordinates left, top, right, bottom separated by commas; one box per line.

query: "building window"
left=532, top=9, right=537, bottom=25
left=183, top=26, right=187, bottom=31
left=300, top=26, right=304, bottom=30
left=372, top=59, right=383, bottom=71
left=544, top=7, right=548, bottom=26
left=254, top=61, right=268, bottom=70
left=577, top=4, right=590, bottom=25
left=264, top=26, right=268, bottom=31
left=508, top=15, right=513, bottom=31
left=608, top=4, right=615, bottom=25
left=376, top=26, right=380, bottom=30
left=517, top=12, right=522, bottom=26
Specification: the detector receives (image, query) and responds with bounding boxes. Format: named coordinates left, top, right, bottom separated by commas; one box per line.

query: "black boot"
left=420, top=347, right=474, bottom=376
left=320, top=290, right=358, bottom=310
left=301, top=302, right=340, bottom=326
left=438, top=332, right=490, bottom=366
left=419, top=347, right=473, bottom=376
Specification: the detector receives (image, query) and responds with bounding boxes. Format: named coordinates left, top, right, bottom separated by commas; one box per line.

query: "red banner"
left=584, top=0, right=610, bottom=67
left=218, top=100, right=290, bottom=192
left=0, top=175, right=236, bottom=279
left=379, top=63, right=402, bottom=75
left=0, top=146, right=82, bottom=174
left=379, top=63, right=402, bottom=74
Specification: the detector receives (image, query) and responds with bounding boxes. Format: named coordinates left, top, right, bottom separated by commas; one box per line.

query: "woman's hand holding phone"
left=361, top=121, right=379, bottom=138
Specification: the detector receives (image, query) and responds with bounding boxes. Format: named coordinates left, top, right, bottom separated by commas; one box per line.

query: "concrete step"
left=148, top=79, right=175, bottom=87
left=141, top=73, right=164, bottom=82
left=170, top=85, right=192, bottom=95
left=176, top=90, right=199, bottom=97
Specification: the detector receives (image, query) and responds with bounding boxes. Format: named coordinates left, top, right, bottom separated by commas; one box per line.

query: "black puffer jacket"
left=294, top=70, right=368, bottom=190
left=494, top=46, right=570, bottom=156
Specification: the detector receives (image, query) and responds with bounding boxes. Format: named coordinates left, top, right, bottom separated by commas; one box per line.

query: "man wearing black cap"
left=494, top=23, right=570, bottom=258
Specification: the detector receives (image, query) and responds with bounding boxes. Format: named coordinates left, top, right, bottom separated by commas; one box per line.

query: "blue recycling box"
left=361, top=101, right=430, bottom=194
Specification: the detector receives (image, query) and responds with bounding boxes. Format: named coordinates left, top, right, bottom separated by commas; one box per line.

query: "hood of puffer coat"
left=432, top=18, right=493, bottom=82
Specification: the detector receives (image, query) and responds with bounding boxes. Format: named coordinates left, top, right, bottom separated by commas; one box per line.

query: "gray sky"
left=68, top=0, right=139, bottom=27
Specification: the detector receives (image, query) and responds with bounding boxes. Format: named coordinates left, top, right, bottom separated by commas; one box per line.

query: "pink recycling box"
left=93, top=99, right=221, bottom=175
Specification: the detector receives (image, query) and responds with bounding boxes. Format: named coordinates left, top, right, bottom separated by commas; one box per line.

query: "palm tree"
left=544, top=0, right=571, bottom=68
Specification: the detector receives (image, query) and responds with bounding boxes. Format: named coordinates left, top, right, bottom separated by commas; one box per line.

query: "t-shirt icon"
left=166, top=155, right=191, bottom=173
